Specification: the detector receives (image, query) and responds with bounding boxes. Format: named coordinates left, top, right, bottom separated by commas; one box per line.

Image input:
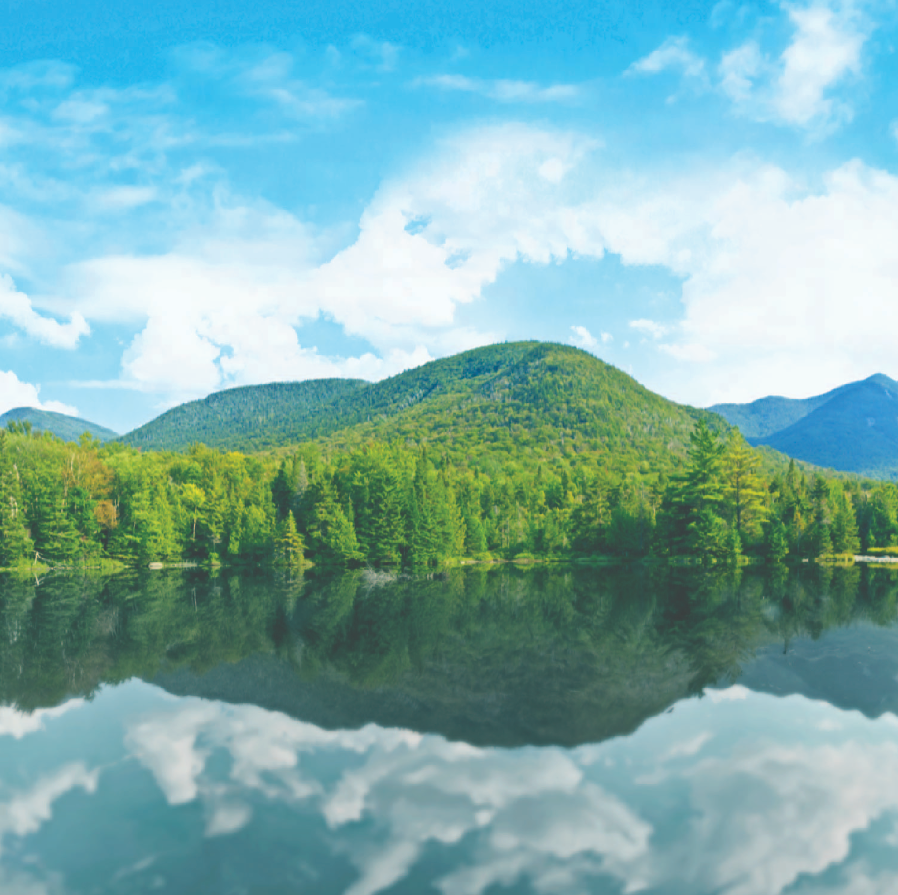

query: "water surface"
left=2, top=564, right=898, bottom=894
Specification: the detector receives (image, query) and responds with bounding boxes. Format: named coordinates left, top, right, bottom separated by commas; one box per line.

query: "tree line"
left=0, top=419, right=894, bottom=569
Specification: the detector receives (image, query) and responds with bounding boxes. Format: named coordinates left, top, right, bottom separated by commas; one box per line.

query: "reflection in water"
left=3, top=683, right=898, bottom=894
left=2, top=564, right=898, bottom=894
left=3, top=563, right=898, bottom=743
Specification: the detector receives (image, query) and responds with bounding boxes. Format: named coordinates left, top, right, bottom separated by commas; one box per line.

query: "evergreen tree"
left=276, top=511, right=306, bottom=566
left=722, top=430, right=767, bottom=541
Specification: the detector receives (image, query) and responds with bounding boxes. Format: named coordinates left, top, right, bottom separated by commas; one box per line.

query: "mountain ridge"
left=711, top=373, right=898, bottom=479
left=0, top=407, right=119, bottom=443
left=117, top=341, right=732, bottom=475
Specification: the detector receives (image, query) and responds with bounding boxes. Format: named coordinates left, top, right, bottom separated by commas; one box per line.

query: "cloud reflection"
left=0, top=699, right=85, bottom=739
left=119, top=687, right=898, bottom=895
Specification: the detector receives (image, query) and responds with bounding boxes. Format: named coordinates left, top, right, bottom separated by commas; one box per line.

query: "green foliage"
left=0, top=344, right=893, bottom=570
left=275, top=512, right=306, bottom=567
left=118, top=343, right=728, bottom=474
left=120, top=379, right=368, bottom=452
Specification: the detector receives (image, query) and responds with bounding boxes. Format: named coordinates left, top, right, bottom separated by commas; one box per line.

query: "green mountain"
left=121, top=341, right=727, bottom=472
left=711, top=374, right=898, bottom=479
left=120, top=378, right=369, bottom=452
left=0, top=407, right=119, bottom=443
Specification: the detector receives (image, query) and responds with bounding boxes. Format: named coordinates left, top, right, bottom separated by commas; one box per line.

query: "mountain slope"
left=121, top=342, right=728, bottom=472
left=0, top=407, right=118, bottom=443
left=712, top=374, right=898, bottom=479
left=120, top=378, right=369, bottom=452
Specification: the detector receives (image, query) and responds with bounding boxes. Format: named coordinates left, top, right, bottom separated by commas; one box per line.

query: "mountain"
left=711, top=374, right=898, bottom=479
left=120, top=378, right=369, bottom=452
left=120, top=342, right=728, bottom=471
left=0, top=407, right=119, bottom=443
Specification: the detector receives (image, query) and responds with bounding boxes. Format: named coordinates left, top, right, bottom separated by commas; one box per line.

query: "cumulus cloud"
left=0, top=369, right=78, bottom=416
left=51, top=112, right=898, bottom=407
left=59, top=124, right=592, bottom=400
left=0, top=274, right=88, bottom=348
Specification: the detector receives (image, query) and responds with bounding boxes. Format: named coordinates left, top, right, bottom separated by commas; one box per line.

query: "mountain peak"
left=711, top=374, right=898, bottom=479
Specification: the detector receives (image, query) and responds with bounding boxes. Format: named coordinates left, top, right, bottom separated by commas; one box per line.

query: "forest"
left=0, top=414, right=894, bottom=570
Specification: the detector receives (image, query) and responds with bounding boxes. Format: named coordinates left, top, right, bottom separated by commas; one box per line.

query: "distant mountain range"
left=0, top=407, right=119, bottom=443
left=12, top=344, right=887, bottom=480
left=710, top=373, right=898, bottom=479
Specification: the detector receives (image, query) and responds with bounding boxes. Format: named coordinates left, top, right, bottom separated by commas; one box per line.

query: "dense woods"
left=0, top=412, right=893, bottom=570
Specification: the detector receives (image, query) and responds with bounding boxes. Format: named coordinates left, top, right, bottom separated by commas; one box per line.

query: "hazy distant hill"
left=0, top=407, right=118, bottom=443
left=711, top=374, right=898, bottom=479
left=121, top=342, right=730, bottom=472
left=120, top=378, right=369, bottom=452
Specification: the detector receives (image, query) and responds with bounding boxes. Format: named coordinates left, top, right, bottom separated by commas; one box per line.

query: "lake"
left=3, top=563, right=898, bottom=894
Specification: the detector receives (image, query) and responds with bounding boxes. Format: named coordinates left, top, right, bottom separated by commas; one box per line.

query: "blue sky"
left=1, top=0, right=897, bottom=432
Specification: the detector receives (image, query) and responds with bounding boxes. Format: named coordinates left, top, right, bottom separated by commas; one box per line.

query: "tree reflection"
left=2, top=563, right=898, bottom=745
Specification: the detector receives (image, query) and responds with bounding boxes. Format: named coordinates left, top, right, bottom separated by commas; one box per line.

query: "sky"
left=1, top=0, right=897, bottom=433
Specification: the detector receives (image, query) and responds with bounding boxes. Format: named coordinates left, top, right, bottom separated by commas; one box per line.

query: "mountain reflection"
left=2, top=563, right=898, bottom=746
left=5, top=565, right=898, bottom=895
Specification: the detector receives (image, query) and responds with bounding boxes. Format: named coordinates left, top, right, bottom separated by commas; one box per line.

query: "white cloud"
left=637, top=3, right=872, bottom=131
left=629, top=318, right=669, bottom=339
left=416, top=74, right=582, bottom=103
left=569, top=325, right=611, bottom=351
left=306, top=124, right=601, bottom=343
left=0, top=369, right=78, bottom=416
left=54, top=117, right=898, bottom=407
left=773, top=2, right=867, bottom=127
left=627, top=37, right=707, bottom=80
left=719, top=41, right=764, bottom=103
left=0, top=273, right=88, bottom=348
left=58, top=124, right=592, bottom=400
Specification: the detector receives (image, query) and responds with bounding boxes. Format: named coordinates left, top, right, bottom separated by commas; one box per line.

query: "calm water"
left=3, top=563, right=898, bottom=894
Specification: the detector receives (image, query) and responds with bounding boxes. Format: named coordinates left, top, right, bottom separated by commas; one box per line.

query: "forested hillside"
left=712, top=374, right=898, bottom=478
left=0, top=402, right=889, bottom=573
left=121, top=342, right=722, bottom=473
left=121, top=378, right=368, bottom=451
left=0, top=407, right=118, bottom=443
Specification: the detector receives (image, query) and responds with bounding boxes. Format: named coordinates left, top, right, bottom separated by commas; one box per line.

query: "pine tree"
left=722, top=430, right=768, bottom=541
left=276, top=511, right=305, bottom=566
